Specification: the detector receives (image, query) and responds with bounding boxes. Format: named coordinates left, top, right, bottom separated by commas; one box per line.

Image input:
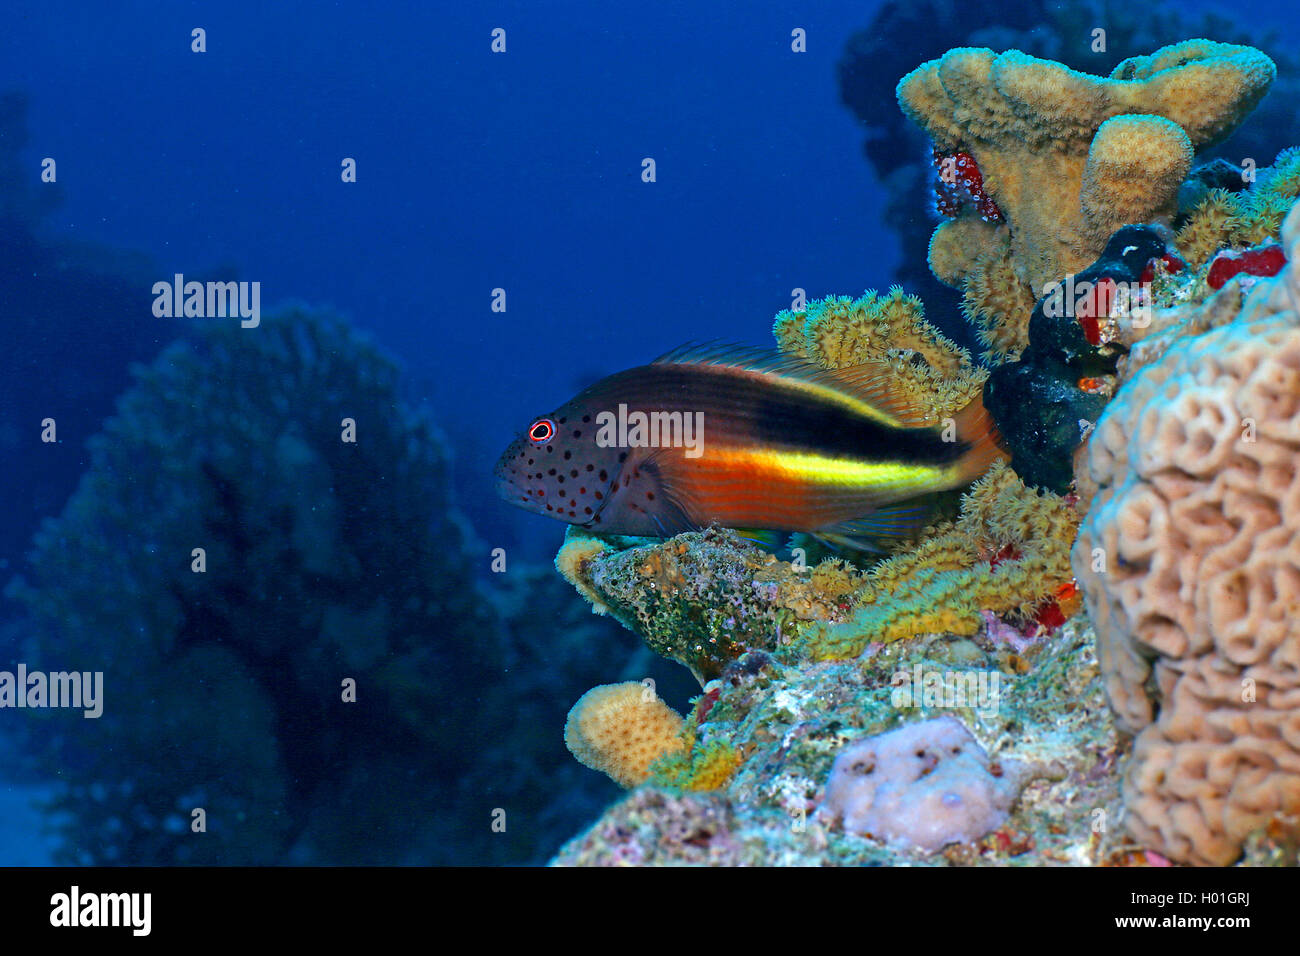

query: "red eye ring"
left=528, top=418, right=556, bottom=444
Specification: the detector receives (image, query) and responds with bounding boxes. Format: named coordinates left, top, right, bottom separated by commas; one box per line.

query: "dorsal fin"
left=651, top=341, right=934, bottom=429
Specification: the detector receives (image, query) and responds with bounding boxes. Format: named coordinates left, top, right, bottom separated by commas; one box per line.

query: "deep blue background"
left=3, top=1, right=908, bottom=560
left=1, top=0, right=1296, bottom=864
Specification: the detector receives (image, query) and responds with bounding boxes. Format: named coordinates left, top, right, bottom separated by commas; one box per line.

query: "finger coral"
left=899, top=41, right=1275, bottom=294
left=564, top=682, right=686, bottom=788
left=1073, top=199, right=1300, bottom=865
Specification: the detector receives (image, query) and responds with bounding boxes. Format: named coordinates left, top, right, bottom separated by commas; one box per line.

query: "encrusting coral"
left=899, top=40, right=1275, bottom=294
left=1074, top=199, right=1300, bottom=865
left=564, top=682, right=686, bottom=788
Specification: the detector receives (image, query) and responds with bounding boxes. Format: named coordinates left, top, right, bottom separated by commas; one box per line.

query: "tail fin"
left=951, top=389, right=1009, bottom=485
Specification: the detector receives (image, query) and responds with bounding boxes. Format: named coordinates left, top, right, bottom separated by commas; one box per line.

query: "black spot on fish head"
left=494, top=402, right=623, bottom=524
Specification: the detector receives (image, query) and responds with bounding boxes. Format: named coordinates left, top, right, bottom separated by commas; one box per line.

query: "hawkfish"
left=494, top=344, right=1005, bottom=543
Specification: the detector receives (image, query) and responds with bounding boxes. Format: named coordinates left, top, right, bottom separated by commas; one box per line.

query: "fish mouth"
left=494, top=444, right=546, bottom=512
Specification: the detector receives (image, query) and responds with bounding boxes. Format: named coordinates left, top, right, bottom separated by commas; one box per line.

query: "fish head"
left=495, top=401, right=625, bottom=526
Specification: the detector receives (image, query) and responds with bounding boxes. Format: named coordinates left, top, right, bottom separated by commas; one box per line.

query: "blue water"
left=1, top=0, right=1295, bottom=865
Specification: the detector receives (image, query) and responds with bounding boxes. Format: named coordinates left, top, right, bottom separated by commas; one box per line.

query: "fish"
left=494, top=344, right=1005, bottom=542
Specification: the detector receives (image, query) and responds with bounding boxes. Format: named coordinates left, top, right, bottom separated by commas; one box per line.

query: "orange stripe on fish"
left=495, top=343, right=1006, bottom=538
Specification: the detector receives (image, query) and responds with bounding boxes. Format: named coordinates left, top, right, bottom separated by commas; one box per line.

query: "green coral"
left=650, top=736, right=744, bottom=792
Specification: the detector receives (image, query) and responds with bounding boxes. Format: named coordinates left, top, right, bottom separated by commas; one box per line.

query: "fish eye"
left=528, top=418, right=556, bottom=444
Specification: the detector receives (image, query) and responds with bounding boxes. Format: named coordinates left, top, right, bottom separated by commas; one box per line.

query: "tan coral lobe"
left=564, top=681, right=686, bottom=788
left=899, top=40, right=1275, bottom=292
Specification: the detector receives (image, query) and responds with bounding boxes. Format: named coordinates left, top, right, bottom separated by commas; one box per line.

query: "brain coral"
left=817, top=716, right=1025, bottom=853
left=1073, top=200, right=1300, bottom=865
left=898, top=40, right=1275, bottom=292
left=564, top=682, right=686, bottom=788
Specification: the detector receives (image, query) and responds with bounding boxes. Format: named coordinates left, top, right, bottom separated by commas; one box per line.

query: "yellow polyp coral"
left=649, top=733, right=744, bottom=792
left=773, top=287, right=987, bottom=421
left=564, top=681, right=686, bottom=788
left=898, top=40, right=1275, bottom=292
left=1178, top=148, right=1300, bottom=265
left=555, top=526, right=614, bottom=615
left=1175, top=187, right=1240, bottom=265
left=802, top=461, right=1081, bottom=659
left=960, top=234, right=1037, bottom=364
left=1231, top=151, right=1300, bottom=243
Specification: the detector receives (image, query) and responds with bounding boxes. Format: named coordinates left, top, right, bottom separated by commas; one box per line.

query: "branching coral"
left=1074, top=200, right=1300, bottom=865
left=899, top=41, right=1275, bottom=293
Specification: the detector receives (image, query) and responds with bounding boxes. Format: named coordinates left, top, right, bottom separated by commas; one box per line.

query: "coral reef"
left=898, top=40, right=1273, bottom=294
left=1073, top=200, right=1300, bottom=865
left=837, top=0, right=1300, bottom=349
left=554, top=618, right=1133, bottom=865
left=818, top=716, right=1026, bottom=852
left=564, top=682, right=686, bottom=788
left=9, top=306, right=504, bottom=864
left=548, top=26, right=1300, bottom=869
left=560, top=461, right=1079, bottom=667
